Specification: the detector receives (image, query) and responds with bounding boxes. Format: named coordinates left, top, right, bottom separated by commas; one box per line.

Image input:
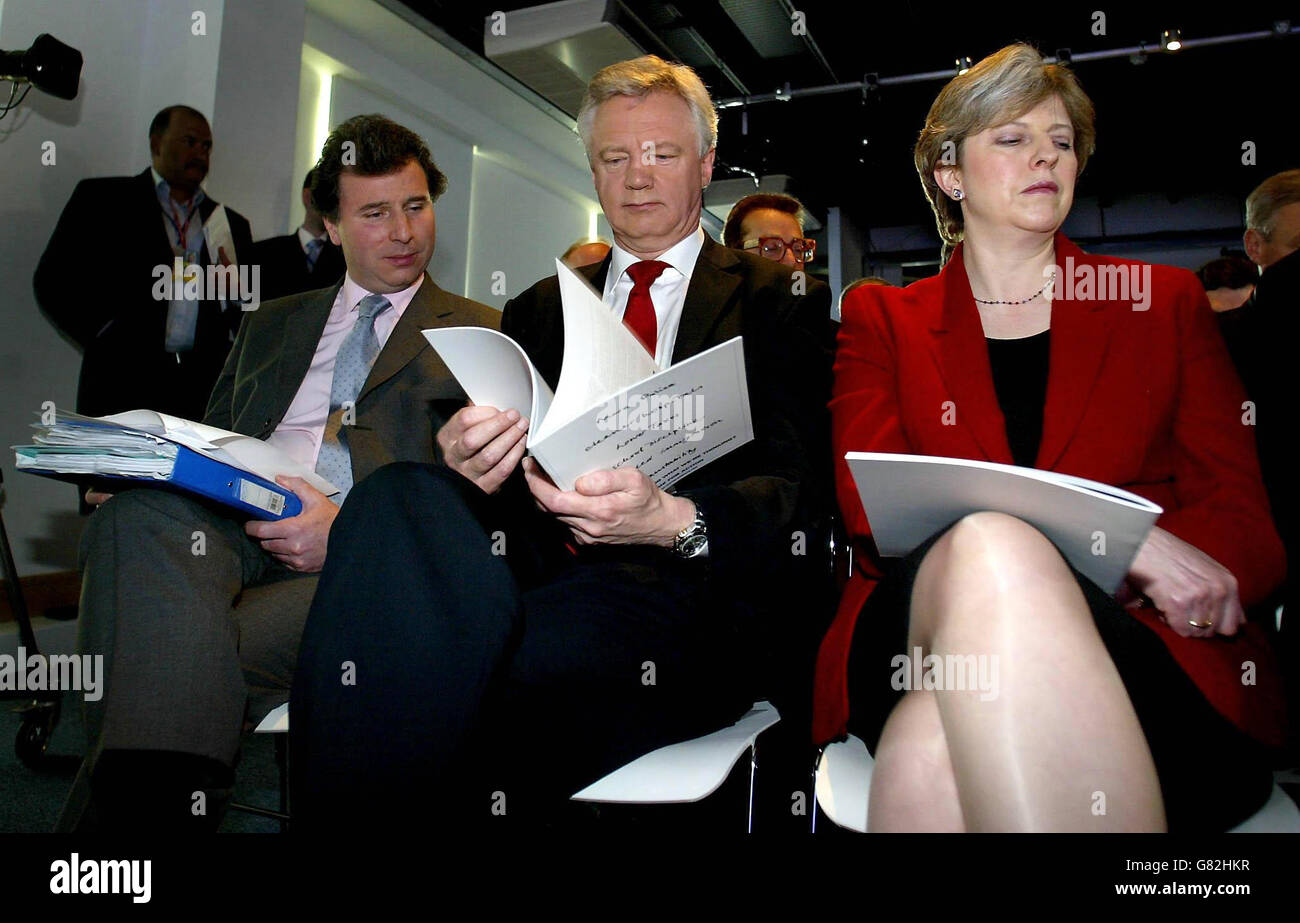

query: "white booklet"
left=423, top=259, right=754, bottom=491
left=845, top=452, right=1163, bottom=593
left=203, top=204, right=237, bottom=267
left=14, top=409, right=337, bottom=497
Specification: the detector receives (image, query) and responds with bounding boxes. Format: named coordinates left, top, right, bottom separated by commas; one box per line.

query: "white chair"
left=812, top=733, right=1300, bottom=833
left=571, top=700, right=781, bottom=832
left=240, top=700, right=782, bottom=832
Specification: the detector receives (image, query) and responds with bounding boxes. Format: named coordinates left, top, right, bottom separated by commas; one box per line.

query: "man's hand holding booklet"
left=424, top=259, right=754, bottom=491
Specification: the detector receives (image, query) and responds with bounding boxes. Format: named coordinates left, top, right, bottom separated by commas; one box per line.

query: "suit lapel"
left=137, top=169, right=177, bottom=267
left=358, top=274, right=448, bottom=404
left=268, top=284, right=340, bottom=433
left=671, top=235, right=741, bottom=363
left=928, top=245, right=1014, bottom=463
left=1035, top=234, right=1122, bottom=470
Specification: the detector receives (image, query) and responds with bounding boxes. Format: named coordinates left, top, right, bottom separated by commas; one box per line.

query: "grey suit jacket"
left=204, top=274, right=500, bottom=482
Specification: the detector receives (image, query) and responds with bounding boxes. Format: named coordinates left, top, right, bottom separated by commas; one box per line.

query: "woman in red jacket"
left=821, top=44, right=1287, bottom=831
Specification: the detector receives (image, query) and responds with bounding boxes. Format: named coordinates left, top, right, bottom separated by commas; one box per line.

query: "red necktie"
left=623, top=260, right=670, bottom=356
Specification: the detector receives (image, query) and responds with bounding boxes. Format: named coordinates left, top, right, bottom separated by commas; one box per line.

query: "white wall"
left=300, top=0, right=603, bottom=306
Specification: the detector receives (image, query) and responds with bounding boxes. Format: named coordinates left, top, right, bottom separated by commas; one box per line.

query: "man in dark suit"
left=34, top=105, right=255, bottom=420
left=57, top=114, right=499, bottom=831
left=290, top=55, right=833, bottom=828
left=249, top=168, right=347, bottom=301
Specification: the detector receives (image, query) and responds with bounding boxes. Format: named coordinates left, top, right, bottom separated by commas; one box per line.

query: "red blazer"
left=814, top=233, right=1287, bottom=748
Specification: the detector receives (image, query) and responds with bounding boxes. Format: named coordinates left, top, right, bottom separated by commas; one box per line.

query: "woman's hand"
left=1125, top=526, right=1244, bottom=639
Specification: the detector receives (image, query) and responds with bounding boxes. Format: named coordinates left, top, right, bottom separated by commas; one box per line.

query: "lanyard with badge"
left=163, top=198, right=202, bottom=355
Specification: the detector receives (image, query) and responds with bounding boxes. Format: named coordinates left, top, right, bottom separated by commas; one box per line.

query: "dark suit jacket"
left=815, top=232, right=1286, bottom=746
left=1218, top=246, right=1299, bottom=566
left=249, top=232, right=346, bottom=302
left=34, top=168, right=255, bottom=420
left=500, top=234, right=834, bottom=646
left=205, top=274, right=501, bottom=482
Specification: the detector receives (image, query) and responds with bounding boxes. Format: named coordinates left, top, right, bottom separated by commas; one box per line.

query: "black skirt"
left=845, top=526, right=1277, bottom=832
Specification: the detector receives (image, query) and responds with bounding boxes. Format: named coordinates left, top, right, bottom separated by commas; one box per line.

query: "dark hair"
left=310, top=114, right=448, bottom=220
left=1196, top=255, right=1257, bottom=291
left=722, top=193, right=804, bottom=248
left=302, top=168, right=316, bottom=190
left=148, top=105, right=208, bottom=139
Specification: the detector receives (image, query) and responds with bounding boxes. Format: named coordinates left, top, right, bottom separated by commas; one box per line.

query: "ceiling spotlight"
left=1161, top=29, right=1182, bottom=51
left=0, top=33, right=83, bottom=101
left=956, top=55, right=972, bottom=75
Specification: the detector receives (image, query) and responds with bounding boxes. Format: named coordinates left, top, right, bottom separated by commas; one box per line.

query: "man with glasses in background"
left=723, top=192, right=817, bottom=272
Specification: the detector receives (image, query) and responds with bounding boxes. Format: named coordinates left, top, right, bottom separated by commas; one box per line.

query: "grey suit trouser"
left=75, top=487, right=317, bottom=769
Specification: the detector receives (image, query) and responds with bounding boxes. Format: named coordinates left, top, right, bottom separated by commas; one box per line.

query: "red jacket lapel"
left=928, top=243, right=1014, bottom=463
left=1035, top=233, right=1123, bottom=470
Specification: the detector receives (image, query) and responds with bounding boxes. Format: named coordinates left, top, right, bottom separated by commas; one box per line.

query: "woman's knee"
left=911, top=512, right=1078, bottom=634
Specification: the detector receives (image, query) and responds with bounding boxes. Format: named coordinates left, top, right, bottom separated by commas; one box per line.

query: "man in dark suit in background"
left=58, top=114, right=500, bottom=831
left=1225, top=168, right=1300, bottom=752
left=290, top=56, right=833, bottom=828
left=34, top=105, right=255, bottom=420
left=249, top=168, right=346, bottom=300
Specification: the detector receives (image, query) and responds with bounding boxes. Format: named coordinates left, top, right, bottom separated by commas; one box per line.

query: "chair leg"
left=746, top=741, right=758, bottom=834
left=810, top=748, right=823, bottom=834
left=276, top=734, right=289, bottom=832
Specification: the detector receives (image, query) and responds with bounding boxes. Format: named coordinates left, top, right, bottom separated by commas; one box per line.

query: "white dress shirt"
left=264, top=273, right=423, bottom=469
left=602, top=225, right=706, bottom=368
left=297, top=225, right=328, bottom=256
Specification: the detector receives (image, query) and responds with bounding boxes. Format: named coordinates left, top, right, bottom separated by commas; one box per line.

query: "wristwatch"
left=672, top=507, right=709, bottom=559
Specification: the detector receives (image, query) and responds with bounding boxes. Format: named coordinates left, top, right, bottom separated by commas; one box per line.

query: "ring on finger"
left=1187, top=618, right=1214, bottom=630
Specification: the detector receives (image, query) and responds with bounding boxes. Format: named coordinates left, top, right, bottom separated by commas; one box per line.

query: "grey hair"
left=577, top=55, right=717, bottom=161
left=1246, top=169, right=1300, bottom=239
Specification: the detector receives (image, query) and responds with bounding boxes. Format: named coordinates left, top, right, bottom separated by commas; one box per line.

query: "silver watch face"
left=677, top=533, right=708, bottom=558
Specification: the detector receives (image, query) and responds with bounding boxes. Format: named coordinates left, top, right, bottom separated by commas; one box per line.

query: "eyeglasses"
left=742, top=236, right=816, bottom=263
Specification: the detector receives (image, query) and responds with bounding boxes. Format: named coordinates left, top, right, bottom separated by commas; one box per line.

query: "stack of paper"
left=15, top=415, right=179, bottom=478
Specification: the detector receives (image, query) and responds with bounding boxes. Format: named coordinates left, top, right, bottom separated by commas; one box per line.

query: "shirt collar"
left=339, top=271, right=425, bottom=317
left=297, top=225, right=327, bottom=251
left=151, top=166, right=206, bottom=211
left=607, top=225, right=705, bottom=294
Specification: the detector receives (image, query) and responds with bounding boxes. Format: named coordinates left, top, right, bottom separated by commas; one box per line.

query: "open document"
left=845, top=452, right=1163, bottom=593
left=13, top=409, right=337, bottom=519
left=424, top=259, right=754, bottom=491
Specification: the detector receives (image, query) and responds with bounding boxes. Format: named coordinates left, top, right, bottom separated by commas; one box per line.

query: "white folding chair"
left=571, top=700, right=781, bottom=832
left=811, top=733, right=1300, bottom=833
left=236, top=701, right=782, bottom=832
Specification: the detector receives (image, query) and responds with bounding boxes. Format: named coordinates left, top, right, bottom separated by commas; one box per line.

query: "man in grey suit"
left=58, top=114, right=500, bottom=830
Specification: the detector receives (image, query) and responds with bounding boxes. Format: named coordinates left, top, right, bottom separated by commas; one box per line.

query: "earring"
left=952, top=188, right=964, bottom=200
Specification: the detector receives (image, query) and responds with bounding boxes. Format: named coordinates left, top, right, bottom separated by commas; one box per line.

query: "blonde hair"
left=1246, top=169, right=1300, bottom=239
left=914, top=43, right=1096, bottom=262
left=577, top=55, right=718, bottom=161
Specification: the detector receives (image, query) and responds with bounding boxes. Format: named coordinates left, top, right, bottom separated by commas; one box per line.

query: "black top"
left=986, top=329, right=1051, bottom=468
